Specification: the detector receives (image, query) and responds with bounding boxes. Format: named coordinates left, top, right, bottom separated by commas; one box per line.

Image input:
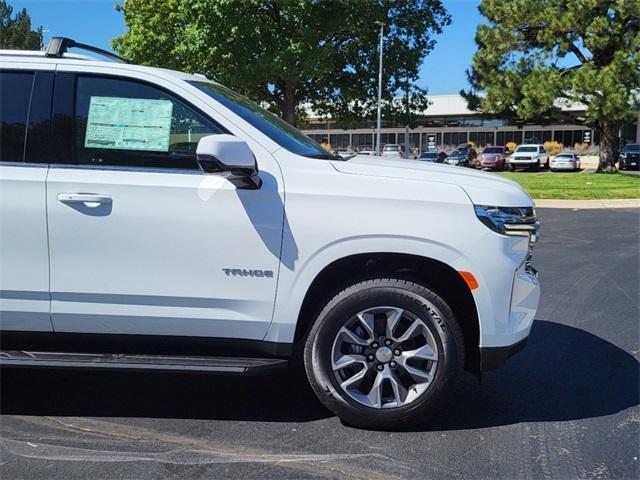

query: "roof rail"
left=45, top=37, right=129, bottom=64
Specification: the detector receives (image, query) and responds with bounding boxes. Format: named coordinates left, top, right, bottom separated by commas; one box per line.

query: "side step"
left=0, top=350, right=288, bottom=374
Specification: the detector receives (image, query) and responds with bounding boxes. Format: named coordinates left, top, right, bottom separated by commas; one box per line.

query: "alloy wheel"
left=330, top=306, right=439, bottom=409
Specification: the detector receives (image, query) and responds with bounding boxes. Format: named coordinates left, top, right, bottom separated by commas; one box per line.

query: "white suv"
left=0, top=39, right=540, bottom=429
left=508, top=144, right=550, bottom=171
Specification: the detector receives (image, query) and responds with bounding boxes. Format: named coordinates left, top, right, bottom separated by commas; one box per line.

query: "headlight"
left=474, top=205, right=539, bottom=239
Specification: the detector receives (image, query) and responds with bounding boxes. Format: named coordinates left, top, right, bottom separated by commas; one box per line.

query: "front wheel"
left=304, top=278, right=464, bottom=430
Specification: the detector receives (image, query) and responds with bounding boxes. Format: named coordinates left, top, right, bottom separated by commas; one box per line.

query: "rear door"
left=0, top=68, right=54, bottom=331
left=46, top=72, right=284, bottom=339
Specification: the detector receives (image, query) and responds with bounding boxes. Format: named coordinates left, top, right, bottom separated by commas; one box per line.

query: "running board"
left=0, top=350, right=288, bottom=374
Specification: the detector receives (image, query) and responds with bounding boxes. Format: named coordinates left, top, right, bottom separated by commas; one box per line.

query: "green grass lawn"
left=497, top=171, right=640, bottom=199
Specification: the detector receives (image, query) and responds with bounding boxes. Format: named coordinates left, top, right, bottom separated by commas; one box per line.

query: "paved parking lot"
left=1, top=208, right=638, bottom=479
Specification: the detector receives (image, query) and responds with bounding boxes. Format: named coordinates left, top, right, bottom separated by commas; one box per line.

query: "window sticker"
left=84, top=96, right=173, bottom=152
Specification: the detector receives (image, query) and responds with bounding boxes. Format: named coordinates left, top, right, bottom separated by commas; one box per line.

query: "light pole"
left=374, top=21, right=385, bottom=156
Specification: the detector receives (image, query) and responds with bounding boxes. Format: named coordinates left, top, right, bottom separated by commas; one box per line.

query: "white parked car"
left=550, top=153, right=581, bottom=171
left=335, top=149, right=355, bottom=159
left=0, top=38, right=540, bottom=429
left=508, top=144, right=550, bottom=171
left=381, top=144, right=405, bottom=158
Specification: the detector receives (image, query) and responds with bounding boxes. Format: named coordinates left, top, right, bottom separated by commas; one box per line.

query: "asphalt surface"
left=1, top=208, right=639, bottom=479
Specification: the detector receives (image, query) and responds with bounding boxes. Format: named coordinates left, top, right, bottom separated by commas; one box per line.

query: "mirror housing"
left=196, top=134, right=261, bottom=189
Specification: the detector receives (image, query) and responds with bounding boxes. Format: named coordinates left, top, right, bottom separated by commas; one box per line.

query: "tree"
left=0, top=1, right=43, bottom=50
left=113, top=0, right=449, bottom=126
left=462, top=0, right=640, bottom=172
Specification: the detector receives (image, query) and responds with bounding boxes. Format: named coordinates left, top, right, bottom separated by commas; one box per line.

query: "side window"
left=0, top=71, right=34, bottom=163
left=540, top=147, right=546, bottom=153
left=74, top=76, right=226, bottom=169
left=25, top=72, right=54, bottom=163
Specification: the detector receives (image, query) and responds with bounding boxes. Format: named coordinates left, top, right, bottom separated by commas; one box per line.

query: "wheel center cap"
left=375, top=346, right=393, bottom=363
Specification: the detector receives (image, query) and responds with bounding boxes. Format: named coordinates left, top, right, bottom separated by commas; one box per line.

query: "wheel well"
left=294, top=253, right=481, bottom=374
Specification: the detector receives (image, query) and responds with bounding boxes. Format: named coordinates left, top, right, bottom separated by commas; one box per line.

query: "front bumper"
left=480, top=257, right=540, bottom=370
left=551, top=162, right=578, bottom=170
left=621, top=156, right=639, bottom=168
left=477, top=160, right=501, bottom=168
left=509, top=157, right=538, bottom=164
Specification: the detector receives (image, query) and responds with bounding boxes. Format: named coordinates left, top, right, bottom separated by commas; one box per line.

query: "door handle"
left=57, top=193, right=112, bottom=207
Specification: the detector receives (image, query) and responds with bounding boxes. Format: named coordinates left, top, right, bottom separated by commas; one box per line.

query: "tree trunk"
left=597, top=120, right=618, bottom=172
left=282, top=80, right=297, bottom=126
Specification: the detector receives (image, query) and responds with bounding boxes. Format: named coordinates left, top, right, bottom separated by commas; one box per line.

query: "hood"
left=332, top=155, right=534, bottom=207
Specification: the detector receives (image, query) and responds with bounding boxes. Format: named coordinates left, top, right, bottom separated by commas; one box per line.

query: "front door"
left=46, top=73, right=284, bottom=340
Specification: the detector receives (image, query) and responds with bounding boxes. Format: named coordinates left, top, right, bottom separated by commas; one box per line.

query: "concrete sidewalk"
left=534, top=198, right=640, bottom=208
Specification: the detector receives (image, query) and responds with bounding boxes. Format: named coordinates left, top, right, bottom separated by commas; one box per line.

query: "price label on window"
left=84, top=96, right=173, bottom=152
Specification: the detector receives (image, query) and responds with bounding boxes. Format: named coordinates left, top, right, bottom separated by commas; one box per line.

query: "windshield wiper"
left=304, top=153, right=341, bottom=160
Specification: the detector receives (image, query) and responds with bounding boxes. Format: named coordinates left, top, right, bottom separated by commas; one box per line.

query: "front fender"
left=263, top=235, right=466, bottom=344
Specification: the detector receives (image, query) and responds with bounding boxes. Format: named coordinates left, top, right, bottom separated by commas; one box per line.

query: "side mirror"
left=196, top=134, right=262, bottom=189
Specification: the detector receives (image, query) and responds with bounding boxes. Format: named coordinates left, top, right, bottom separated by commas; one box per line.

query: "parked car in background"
left=550, top=153, right=580, bottom=171
left=357, top=149, right=375, bottom=156
left=476, top=146, right=507, bottom=171
left=419, top=151, right=448, bottom=163
left=508, top=145, right=549, bottom=171
left=444, top=146, right=477, bottom=167
left=335, top=149, right=355, bottom=160
left=418, top=150, right=447, bottom=163
left=619, top=144, right=640, bottom=170
left=382, top=144, right=405, bottom=158
left=418, top=151, right=438, bottom=162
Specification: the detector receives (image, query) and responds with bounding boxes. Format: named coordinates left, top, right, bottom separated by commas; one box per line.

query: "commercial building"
left=302, top=94, right=640, bottom=153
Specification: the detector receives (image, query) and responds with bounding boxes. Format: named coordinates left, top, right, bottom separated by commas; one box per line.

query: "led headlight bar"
left=474, top=205, right=539, bottom=240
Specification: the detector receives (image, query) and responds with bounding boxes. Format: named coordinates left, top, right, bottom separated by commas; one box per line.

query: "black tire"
left=303, top=278, right=464, bottom=430
left=532, top=160, right=540, bottom=172
left=508, top=164, right=515, bottom=172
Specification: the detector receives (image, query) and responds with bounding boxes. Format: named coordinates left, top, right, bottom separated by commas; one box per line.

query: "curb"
left=534, top=199, right=640, bottom=209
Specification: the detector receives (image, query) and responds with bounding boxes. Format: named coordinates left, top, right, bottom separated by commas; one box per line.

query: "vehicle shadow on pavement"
left=1, top=320, right=637, bottom=428
left=419, top=319, right=640, bottom=432
left=0, top=365, right=330, bottom=423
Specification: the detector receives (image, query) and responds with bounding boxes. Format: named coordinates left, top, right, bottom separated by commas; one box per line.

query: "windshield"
left=482, top=147, right=504, bottom=154
left=450, top=149, right=465, bottom=156
left=420, top=152, right=437, bottom=158
left=624, top=144, right=640, bottom=152
left=516, top=146, right=538, bottom=152
left=191, top=81, right=335, bottom=159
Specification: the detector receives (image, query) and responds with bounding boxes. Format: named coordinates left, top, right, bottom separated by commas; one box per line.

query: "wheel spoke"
left=388, top=371, right=408, bottom=406
left=404, top=344, right=437, bottom=362
left=355, top=313, right=375, bottom=341
left=337, top=326, right=368, bottom=346
left=385, top=308, right=404, bottom=340
left=332, top=352, right=366, bottom=371
left=340, top=367, right=367, bottom=390
left=403, top=364, right=433, bottom=384
left=396, top=319, right=424, bottom=343
left=366, top=370, right=385, bottom=408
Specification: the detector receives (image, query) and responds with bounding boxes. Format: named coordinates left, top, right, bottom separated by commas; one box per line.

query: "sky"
left=11, top=0, right=483, bottom=96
